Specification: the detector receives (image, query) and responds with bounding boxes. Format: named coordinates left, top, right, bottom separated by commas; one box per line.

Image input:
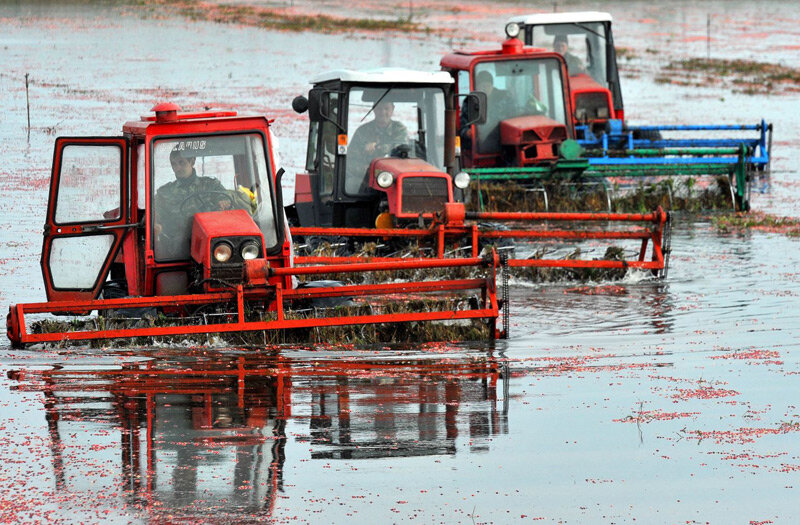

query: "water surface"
left=1, top=1, right=799, bottom=523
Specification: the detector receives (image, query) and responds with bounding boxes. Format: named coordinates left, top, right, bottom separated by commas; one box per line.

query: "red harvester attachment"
left=294, top=203, right=669, bottom=276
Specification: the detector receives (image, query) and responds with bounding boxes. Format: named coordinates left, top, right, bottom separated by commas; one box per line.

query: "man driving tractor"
left=346, top=100, right=409, bottom=188
left=154, top=148, right=248, bottom=259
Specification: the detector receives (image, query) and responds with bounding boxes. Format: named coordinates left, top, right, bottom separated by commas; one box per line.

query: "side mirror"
left=462, top=91, right=487, bottom=126
left=291, top=96, right=309, bottom=114
left=307, top=88, right=325, bottom=122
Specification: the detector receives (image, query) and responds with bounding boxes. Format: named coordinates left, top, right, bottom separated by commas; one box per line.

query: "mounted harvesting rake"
left=288, top=68, right=670, bottom=278
left=443, top=15, right=772, bottom=212
left=6, top=105, right=504, bottom=347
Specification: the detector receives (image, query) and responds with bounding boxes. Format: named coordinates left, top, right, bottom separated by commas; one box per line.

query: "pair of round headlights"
left=213, top=240, right=261, bottom=263
left=375, top=171, right=471, bottom=190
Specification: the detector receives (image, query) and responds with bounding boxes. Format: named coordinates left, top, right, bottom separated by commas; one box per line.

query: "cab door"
left=41, top=137, right=129, bottom=302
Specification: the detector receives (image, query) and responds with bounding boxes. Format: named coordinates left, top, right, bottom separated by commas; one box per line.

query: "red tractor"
left=6, top=104, right=502, bottom=346
left=28, top=103, right=291, bottom=302
left=439, top=21, right=765, bottom=212
left=508, top=11, right=622, bottom=134
left=440, top=35, right=579, bottom=170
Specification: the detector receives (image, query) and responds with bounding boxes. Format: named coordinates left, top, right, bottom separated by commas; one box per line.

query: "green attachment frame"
left=465, top=144, right=752, bottom=211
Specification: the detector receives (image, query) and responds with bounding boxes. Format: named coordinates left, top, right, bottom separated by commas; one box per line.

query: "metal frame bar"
left=291, top=208, right=668, bottom=274
left=7, top=257, right=501, bottom=346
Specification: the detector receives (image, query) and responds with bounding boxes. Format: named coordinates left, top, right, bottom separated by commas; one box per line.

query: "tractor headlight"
left=454, top=171, right=471, bottom=189
left=505, top=22, right=520, bottom=39
left=213, top=242, right=233, bottom=263
left=376, top=171, right=394, bottom=188
left=241, top=241, right=261, bottom=260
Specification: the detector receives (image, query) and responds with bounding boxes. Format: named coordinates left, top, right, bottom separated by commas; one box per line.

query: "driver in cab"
left=347, top=101, right=408, bottom=182
left=154, top=149, right=240, bottom=258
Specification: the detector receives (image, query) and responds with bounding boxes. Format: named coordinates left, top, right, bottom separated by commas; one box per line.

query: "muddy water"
left=1, top=1, right=799, bottom=523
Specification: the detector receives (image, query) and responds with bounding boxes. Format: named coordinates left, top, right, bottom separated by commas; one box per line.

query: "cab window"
left=530, top=22, right=609, bottom=84
left=151, top=133, right=278, bottom=261
left=473, top=59, right=568, bottom=154
left=344, top=87, right=445, bottom=196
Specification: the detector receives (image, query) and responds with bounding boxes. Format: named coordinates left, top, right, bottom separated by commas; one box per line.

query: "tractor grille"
left=210, top=264, right=244, bottom=284
left=522, top=127, right=567, bottom=143
left=401, top=177, right=449, bottom=215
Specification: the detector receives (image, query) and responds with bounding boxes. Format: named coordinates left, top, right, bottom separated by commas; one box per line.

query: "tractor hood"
left=499, top=115, right=568, bottom=166
left=370, top=158, right=454, bottom=219
left=371, top=157, right=444, bottom=178
left=191, top=209, right=267, bottom=292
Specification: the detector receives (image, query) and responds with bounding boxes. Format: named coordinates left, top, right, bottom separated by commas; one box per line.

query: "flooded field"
left=1, top=1, right=799, bottom=522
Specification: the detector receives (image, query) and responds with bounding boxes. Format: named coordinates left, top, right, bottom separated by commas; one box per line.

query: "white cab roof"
left=311, top=68, right=453, bottom=86
left=508, top=11, right=612, bottom=25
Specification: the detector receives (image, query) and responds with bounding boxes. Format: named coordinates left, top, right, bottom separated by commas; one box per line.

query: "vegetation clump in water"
left=611, top=176, right=734, bottom=213
left=469, top=177, right=734, bottom=214
left=713, top=211, right=800, bottom=237
left=658, top=58, right=800, bottom=95
left=470, top=180, right=612, bottom=213
left=515, top=246, right=631, bottom=282
left=139, top=0, right=424, bottom=33
left=300, top=235, right=635, bottom=283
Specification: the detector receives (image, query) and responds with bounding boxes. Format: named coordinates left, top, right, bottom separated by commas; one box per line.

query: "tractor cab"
left=290, top=68, right=482, bottom=229
left=441, top=36, right=576, bottom=169
left=507, top=12, right=621, bottom=134
left=40, top=103, right=289, bottom=304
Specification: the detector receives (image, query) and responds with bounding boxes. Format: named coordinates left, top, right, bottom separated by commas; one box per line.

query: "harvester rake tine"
left=445, top=245, right=472, bottom=258
left=543, top=187, right=549, bottom=212
left=727, top=172, right=737, bottom=211
left=201, top=312, right=211, bottom=346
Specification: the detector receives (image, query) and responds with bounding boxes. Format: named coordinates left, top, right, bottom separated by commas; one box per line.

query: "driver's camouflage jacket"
left=154, top=171, right=227, bottom=249
left=347, top=119, right=409, bottom=178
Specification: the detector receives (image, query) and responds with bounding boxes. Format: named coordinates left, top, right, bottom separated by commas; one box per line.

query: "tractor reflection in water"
left=9, top=351, right=509, bottom=519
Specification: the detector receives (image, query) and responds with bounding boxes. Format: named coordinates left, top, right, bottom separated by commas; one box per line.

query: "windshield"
left=152, top=133, right=278, bottom=261
left=344, top=86, right=446, bottom=196
left=473, top=58, right=568, bottom=155
left=529, top=22, right=608, bottom=85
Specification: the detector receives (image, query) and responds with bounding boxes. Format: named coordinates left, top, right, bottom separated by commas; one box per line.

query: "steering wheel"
left=179, top=191, right=234, bottom=215
left=390, top=144, right=411, bottom=159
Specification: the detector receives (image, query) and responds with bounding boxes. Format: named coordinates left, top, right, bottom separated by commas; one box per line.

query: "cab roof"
left=508, top=11, right=613, bottom=25
left=122, top=106, right=271, bottom=136
left=311, top=67, right=453, bottom=86
left=440, top=46, right=561, bottom=71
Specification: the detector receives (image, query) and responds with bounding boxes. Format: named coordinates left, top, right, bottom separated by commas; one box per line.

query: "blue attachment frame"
left=577, top=120, right=772, bottom=168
